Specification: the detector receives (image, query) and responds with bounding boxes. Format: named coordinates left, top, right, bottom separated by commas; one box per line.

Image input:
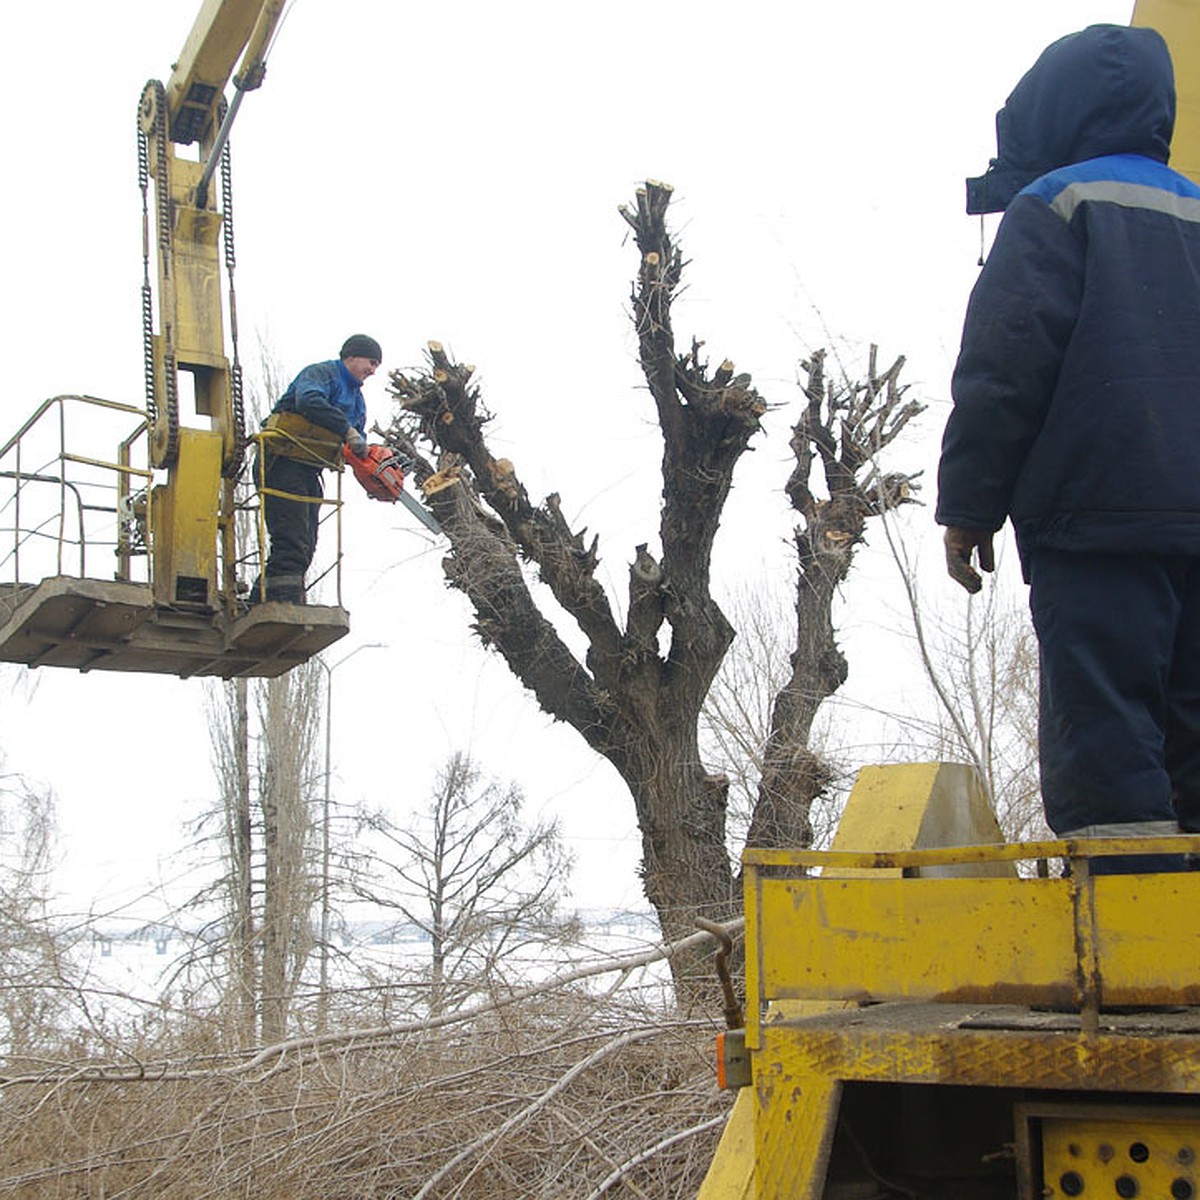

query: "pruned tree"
left=748, top=347, right=923, bottom=849
left=356, top=751, right=577, bottom=1014
left=381, top=181, right=920, bottom=987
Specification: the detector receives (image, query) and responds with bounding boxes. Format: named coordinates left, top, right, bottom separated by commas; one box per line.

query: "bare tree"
left=196, top=663, right=323, bottom=1045
left=357, top=751, right=577, bottom=1014
left=204, top=678, right=257, bottom=1043
left=186, top=344, right=329, bottom=1046
left=0, top=767, right=76, bottom=1059
left=882, top=517, right=1046, bottom=843
left=257, top=663, right=321, bottom=1042
left=748, top=347, right=923, bottom=849
left=381, top=182, right=920, bottom=987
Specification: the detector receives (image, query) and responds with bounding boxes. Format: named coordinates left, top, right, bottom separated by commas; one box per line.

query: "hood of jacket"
left=966, top=23, right=1175, bottom=214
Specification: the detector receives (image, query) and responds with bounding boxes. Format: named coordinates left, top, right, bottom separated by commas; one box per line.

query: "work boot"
left=264, top=573, right=306, bottom=604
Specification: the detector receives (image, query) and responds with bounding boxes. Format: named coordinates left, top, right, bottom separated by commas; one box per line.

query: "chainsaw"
left=343, top=443, right=443, bottom=535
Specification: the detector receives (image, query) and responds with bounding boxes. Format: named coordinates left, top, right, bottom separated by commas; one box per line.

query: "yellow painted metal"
left=1134, top=0, right=1200, bottom=185
left=165, top=0, right=265, bottom=144
left=170, top=167, right=229, bottom=376
left=706, top=763, right=1200, bottom=1198
left=752, top=874, right=1077, bottom=1009
left=828, top=761, right=1011, bottom=877
left=145, top=131, right=235, bottom=465
left=702, top=763, right=1011, bottom=1197
left=750, top=1010, right=1200, bottom=1199
left=151, top=428, right=222, bottom=607
left=745, top=832, right=1200, bottom=871
left=748, top=856, right=1200, bottom=1022
left=1034, top=1107, right=1200, bottom=1198
left=753, top=1067, right=840, bottom=1200
left=695, top=1091, right=757, bottom=1200
left=141, top=1, right=279, bottom=625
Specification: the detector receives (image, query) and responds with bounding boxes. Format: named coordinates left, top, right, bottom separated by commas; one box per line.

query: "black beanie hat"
left=340, top=334, right=382, bottom=361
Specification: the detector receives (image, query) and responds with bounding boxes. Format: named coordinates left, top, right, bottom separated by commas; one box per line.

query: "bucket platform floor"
left=0, top=576, right=348, bottom=677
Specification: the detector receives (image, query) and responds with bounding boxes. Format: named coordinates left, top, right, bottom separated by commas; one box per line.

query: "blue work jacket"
left=271, top=360, right=366, bottom=439
left=937, top=25, right=1200, bottom=567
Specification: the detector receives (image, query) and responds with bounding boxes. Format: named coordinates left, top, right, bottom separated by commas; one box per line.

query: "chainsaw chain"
left=138, top=79, right=179, bottom=468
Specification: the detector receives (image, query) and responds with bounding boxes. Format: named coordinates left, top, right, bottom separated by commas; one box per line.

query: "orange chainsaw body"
left=344, top=444, right=405, bottom=502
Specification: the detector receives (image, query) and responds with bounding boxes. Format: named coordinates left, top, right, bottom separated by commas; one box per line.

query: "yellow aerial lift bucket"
left=0, top=394, right=347, bottom=678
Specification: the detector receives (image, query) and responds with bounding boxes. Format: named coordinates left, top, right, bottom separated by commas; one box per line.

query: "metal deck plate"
left=0, top=576, right=348, bottom=677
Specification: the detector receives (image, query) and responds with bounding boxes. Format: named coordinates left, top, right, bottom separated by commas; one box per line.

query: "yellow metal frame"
left=700, top=764, right=1200, bottom=1200
left=745, top=841, right=1200, bottom=1029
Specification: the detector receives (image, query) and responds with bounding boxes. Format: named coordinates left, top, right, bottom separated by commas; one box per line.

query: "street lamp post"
left=315, top=641, right=384, bottom=1032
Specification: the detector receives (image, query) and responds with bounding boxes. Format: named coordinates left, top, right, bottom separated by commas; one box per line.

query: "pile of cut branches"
left=0, top=928, right=735, bottom=1198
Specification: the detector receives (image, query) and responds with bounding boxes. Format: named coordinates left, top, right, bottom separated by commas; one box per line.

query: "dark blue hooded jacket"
left=936, top=24, right=1200, bottom=567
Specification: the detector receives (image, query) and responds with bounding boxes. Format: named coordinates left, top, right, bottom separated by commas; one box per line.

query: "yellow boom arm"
left=138, top=0, right=284, bottom=609
left=166, top=0, right=285, bottom=145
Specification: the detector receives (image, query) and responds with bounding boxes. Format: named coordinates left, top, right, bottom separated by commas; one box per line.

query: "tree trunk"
left=259, top=668, right=318, bottom=1042
left=749, top=348, right=923, bottom=849
left=230, top=678, right=256, bottom=1045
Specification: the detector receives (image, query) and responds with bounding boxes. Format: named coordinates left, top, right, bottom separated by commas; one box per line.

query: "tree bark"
left=259, top=666, right=318, bottom=1042
left=231, top=678, right=256, bottom=1045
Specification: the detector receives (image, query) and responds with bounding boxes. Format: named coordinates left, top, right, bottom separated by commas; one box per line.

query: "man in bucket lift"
left=254, top=334, right=381, bottom=604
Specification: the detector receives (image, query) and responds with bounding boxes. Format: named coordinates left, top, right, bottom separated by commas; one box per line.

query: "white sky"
left=0, top=0, right=1135, bottom=919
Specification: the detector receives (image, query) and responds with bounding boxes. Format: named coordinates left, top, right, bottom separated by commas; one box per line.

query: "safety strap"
left=261, top=412, right=345, bottom=467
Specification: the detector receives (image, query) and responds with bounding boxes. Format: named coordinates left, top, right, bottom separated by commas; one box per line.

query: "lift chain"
left=219, top=107, right=248, bottom=477
left=137, top=79, right=180, bottom=469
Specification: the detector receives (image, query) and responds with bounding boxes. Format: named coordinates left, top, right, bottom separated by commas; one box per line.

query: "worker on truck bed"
left=936, top=25, right=1200, bottom=870
left=255, top=334, right=381, bottom=604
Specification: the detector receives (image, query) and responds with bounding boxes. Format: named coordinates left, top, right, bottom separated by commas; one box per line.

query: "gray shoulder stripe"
left=1051, top=179, right=1200, bottom=224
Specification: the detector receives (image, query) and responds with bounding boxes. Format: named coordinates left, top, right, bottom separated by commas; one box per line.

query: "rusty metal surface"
left=760, top=1003, right=1200, bottom=1094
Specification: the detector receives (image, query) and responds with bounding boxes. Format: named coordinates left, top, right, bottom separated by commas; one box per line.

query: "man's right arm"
left=291, top=362, right=352, bottom=436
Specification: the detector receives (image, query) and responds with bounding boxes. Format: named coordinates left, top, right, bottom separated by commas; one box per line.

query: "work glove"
left=346, top=428, right=368, bottom=458
left=943, top=526, right=994, bottom=595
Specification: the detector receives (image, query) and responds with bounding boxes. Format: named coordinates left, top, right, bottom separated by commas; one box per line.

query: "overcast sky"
left=0, top=0, right=1135, bottom=919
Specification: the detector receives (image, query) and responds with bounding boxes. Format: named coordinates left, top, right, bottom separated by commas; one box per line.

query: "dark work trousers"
left=1029, top=548, right=1200, bottom=872
left=258, top=454, right=324, bottom=603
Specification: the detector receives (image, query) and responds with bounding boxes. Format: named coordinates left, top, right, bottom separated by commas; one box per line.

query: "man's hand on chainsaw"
left=346, top=428, right=368, bottom=458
